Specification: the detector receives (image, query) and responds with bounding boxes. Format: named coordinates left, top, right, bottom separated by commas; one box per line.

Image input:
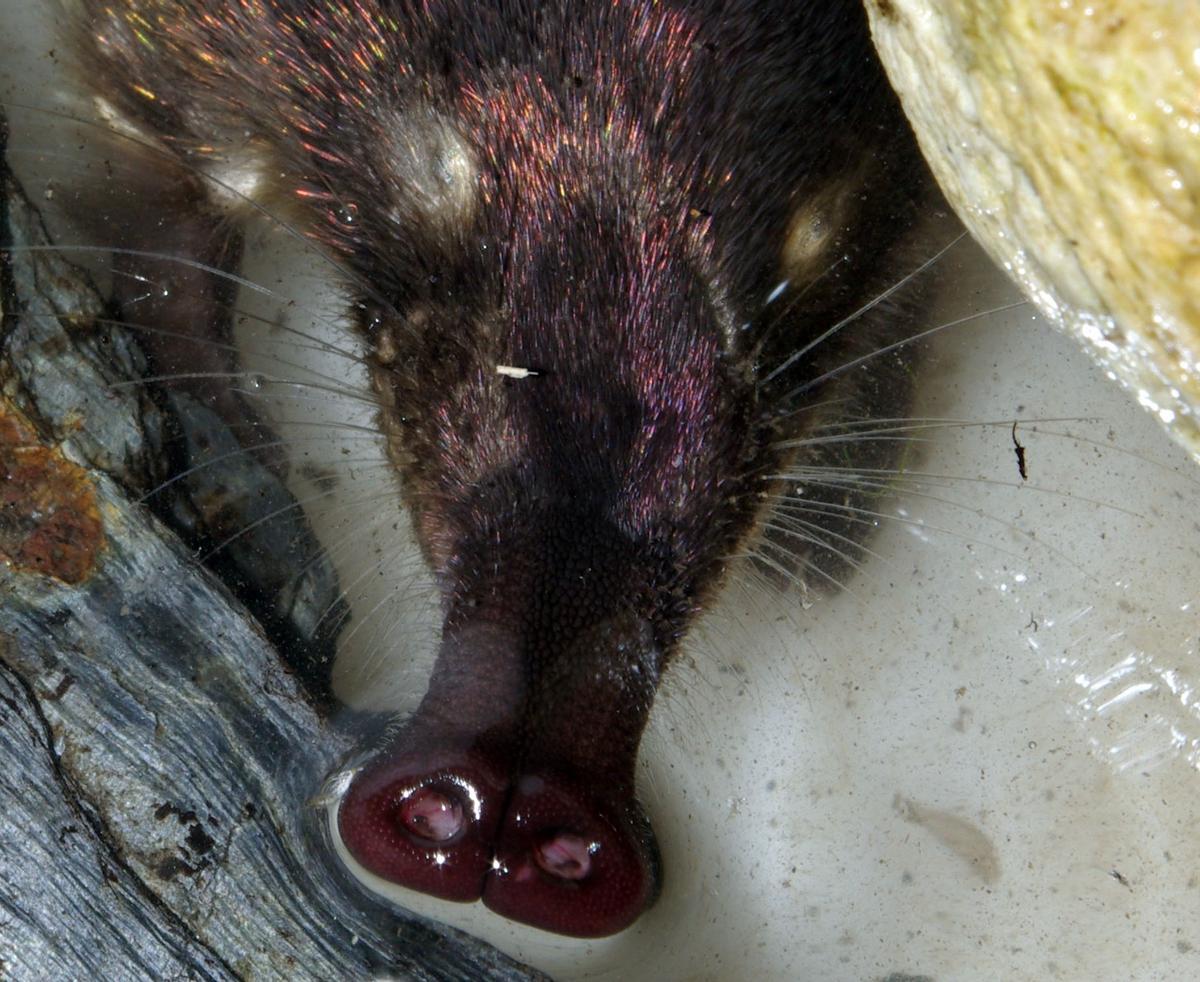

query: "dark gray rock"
left=0, top=106, right=544, bottom=982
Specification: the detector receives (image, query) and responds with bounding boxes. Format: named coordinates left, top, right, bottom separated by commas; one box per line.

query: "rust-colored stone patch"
left=0, top=404, right=103, bottom=584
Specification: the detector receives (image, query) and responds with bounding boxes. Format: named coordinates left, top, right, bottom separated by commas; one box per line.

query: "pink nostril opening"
left=337, top=745, right=507, bottom=904
left=399, top=787, right=465, bottom=843
left=534, top=831, right=594, bottom=880
left=482, top=772, right=658, bottom=937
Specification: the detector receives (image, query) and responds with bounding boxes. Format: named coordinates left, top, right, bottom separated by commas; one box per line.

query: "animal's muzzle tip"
left=337, top=751, right=658, bottom=936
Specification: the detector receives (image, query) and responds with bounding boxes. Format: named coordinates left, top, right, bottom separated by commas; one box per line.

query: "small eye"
left=334, top=201, right=359, bottom=227
left=362, top=304, right=386, bottom=334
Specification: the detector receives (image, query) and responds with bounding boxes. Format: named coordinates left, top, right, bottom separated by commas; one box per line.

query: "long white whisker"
left=793, top=415, right=1097, bottom=439
left=312, top=534, right=431, bottom=639
left=759, top=519, right=871, bottom=575
left=4, top=104, right=400, bottom=317
left=729, top=537, right=858, bottom=600
left=87, top=291, right=367, bottom=367
left=773, top=465, right=1143, bottom=519
left=762, top=231, right=967, bottom=384
left=751, top=254, right=851, bottom=358
left=11, top=243, right=365, bottom=337
left=1019, top=425, right=1200, bottom=490
left=764, top=511, right=891, bottom=569
left=107, top=370, right=379, bottom=408
left=769, top=494, right=1027, bottom=564
left=775, top=471, right=1094, bottom=576
left=782, top=300, right=1030, bottom=402
left=197, top=483, right=403, bottom=564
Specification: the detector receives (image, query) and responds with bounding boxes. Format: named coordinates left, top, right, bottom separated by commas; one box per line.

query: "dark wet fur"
left=68, top=0, right=937, bottom=937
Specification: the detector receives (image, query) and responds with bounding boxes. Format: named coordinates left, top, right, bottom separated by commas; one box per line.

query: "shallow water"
left=2, top=3, right=1198, bottom=980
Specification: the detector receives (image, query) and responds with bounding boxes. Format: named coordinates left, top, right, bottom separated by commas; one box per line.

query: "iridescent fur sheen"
left=74, top=1, right=932, bottom=936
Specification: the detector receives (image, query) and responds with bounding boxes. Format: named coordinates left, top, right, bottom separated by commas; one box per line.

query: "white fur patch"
left=378, top=111, right=478, bottom=232
left=204, top=149, right=269, bottom=209
left=94, top=94, right=268, bottom=212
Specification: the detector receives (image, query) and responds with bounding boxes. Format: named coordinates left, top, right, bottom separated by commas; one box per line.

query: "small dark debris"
left=297, top=463, right=339, bottom=493
left=185, top=822, right=216, bottom=856
left=154, top=856, right=198, bottom=881
left=153, top=801, right=199, bottom=825
left=46, top=608, right=72, bottom=628
left=57, top=824, right=79, bottom=845
left=44, top=673, right=75, bottom=701
left=1012, top=421, right=1028, bottom=481
left=1109, top=869, right=1132, bottom=890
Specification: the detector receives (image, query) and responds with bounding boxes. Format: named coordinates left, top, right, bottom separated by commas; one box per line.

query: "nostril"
left=533, top=831, right=595, bottom=880
left=482, top=772, right=658, bottom=937
left=337, top=744, right=507, bottom=904
left=398, top=786, right=466, bottom=843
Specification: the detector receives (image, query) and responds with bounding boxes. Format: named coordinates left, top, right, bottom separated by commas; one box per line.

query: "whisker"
left=763, top=510, right=890, bottom=570
left=774, top=464, right=1143, bottom=519
left=759, top=519, right=871, bottom=576
left=724, top=577, right=814, bottom=714
left=762, top=231, right=967, bottom=385
left=138, top=439, right=288, bottom=501
left=22, top=309, right=367, bottom=368
left=778, top=434, right=935, bottom=449
left=728, top=536, right=858, bottom=600
left=311, top=534, right=431, bottom=640
left=355, top=580, right=441, bottom=677
left=771, top=498, right=880, bottom=534
left=3, top=104, right=401, bottom=318
left=106, top=324, right=370, bottom=396
left=10, top=243, right=366, bottom=341
left=14, top=238, right=372, bottom=362
left=780, top=300, right=1030, bottom=403
left=750, top=254, right=851, bottom=358
left=334, top=562, right=428, bottom=656
left=1018, top=425, right=1200, bottom=490
left=773, top=471, right=1093, bottom=576
left=768, top=494, right=1027, bottom=564
left=797, top=415, right=1097, bottom=437
left=197, top=482, right=404, bottom=564
left=212, top=416, right=385, bottom=439
left=107, top=370, right=379, bottom=408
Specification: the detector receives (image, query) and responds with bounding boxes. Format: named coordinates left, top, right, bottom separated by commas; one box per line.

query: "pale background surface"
left=2, top=3, right=1197, bottom=980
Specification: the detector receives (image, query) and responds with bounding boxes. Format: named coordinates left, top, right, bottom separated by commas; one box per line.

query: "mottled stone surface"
left=867, top=0, right=1200, bottom=459
left=0, top=112, right=543, bottom=982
